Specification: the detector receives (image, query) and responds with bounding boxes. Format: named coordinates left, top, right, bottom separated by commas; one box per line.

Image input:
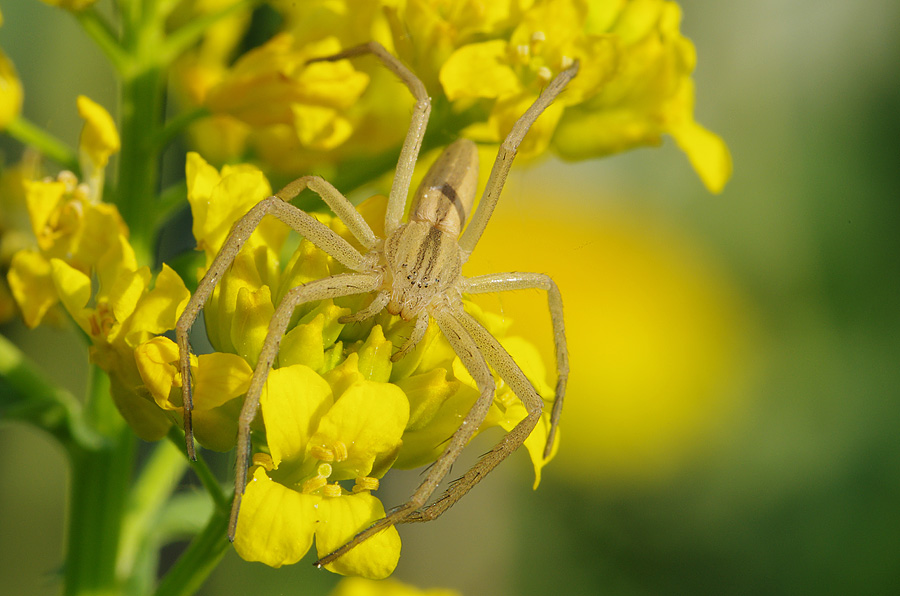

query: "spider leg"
left=391, top=312, right=429, bottom=362
left=275, top=175, right=378, bottom=250
left=177, top=196, right=369, bottom=459
left=338, top=291, right=390, bottom=324
left=309, top=41, right=431, bottom=237
left=228, top=271, right=382, bottom=540
left=462, top=272, right=569, bottom=457
left=458, top=61, right=580, bottom=258
left=401, top=304, right=545, bottom=524
left=313, top=304, right=496, bottom=567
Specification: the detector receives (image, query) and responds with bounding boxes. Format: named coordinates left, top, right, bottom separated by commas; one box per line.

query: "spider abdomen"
left=410, top=138, right=479, bottom=237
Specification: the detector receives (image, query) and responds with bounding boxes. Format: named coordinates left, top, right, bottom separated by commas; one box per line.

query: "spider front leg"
left=229, top=271, right=382, bottom=539
left=309, top=41, right=431, bottom=237
left=458, top=60, right=580, bottom=257
left=176, top=187, right=373, bottom=459
left=463, top=272, right=569, bottom=456
left=314, top=305, right=497, bottom=567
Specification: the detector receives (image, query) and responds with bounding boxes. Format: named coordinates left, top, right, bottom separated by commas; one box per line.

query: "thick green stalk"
left=116, top=63, right=165, bottom=266
left=64, top=367, right=135, bottom=596
left=153, top=503, right=231, bottom=596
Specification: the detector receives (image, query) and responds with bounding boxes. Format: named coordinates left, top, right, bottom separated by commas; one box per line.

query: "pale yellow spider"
left=176, top=42, right=573, bottom=566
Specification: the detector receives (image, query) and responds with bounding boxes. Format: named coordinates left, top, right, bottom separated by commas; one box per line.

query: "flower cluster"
left=133, top=153, right=558, bottom=577
left=6, top=97, right=190, bottom=439
left=0, top=9, right=22, bottom=132
left=2, top=0, right=732, bottom=587
left=176, top=0, right=730, bottom=192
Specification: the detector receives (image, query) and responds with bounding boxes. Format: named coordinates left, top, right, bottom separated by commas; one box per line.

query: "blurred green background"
left=2, top=1, right=899, bottom=594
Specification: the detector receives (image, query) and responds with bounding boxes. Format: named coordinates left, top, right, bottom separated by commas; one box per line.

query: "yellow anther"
left=332, top=441, right=349, bottom=463
left=316, top=463, right=333, bottom=478
left=252, top=452, right=274, bottom=470
left=537, top=66, right=553, bottom=84
left=353, top=476, right=380, bottom=493
left=530, top=31, right=546, bottom=43
left=515, top=44, right=530, bottom=62
left=310, top=444, right=334, bottom=462
left=301, top=475, right=328, bottom=494
left=560, top=55, right=574, bottom=69
left=58, top=170, right=78, bottom=190
left=323, top=483, right=343, bottom=498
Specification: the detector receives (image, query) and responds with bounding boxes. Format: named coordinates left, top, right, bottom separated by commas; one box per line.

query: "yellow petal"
left=233, top=466, right=318, bottom=567
left=0, top=50, right=23, bottom=130
left=122, top=264, right=191, bottom=347
left=292, top=104, right=354, bottom=151
left=309, top=380, right=409, bottom=478
left=230, top=284, right=274, bottom=367
left=280, top=313, right=327, bottom=372
left=355, top=325, right=393, bottom=383
left=24, top=179, right=66, bottom=248
left=77, top=95, right=120, bottom=198
left=260, top=364, right=333, bottom=468
left=134, top=336, right=181, bottom=409
left=7, top=250, right=58, bottom=328
left=77, top=95, right=120, bottom=168
left=670, top=119, right=733, bottom=194
left=192, top=352, right=253, bottom=410
left=49, top=258, right=93, bottom=333
left=440, top=40, right=522, bottom=101
left=316, top=492, right=401, bottom=579
left=394, top=368, right=460, bottom=432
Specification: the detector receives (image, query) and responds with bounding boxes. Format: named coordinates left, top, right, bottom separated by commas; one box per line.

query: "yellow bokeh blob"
left=464, top=187, right=754, bottom=485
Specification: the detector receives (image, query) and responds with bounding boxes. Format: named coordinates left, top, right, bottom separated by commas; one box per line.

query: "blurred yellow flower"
left=76, top=95, right=120, bottom=198
left=552, top=0, right=732, bottom=192
left=330, top=576, right=461, bottom=596
left=0, top=9, right=23, bottom=131
left=8, top=168, right=190, bottom=438
left=37, top=0, right=98, bottom=10
left=466, top=190, right=753, bottom=484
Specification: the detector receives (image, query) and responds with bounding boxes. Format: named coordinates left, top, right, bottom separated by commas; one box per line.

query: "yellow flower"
left=552, top=0, right=732, bottom=193
left=37, top=0, right=98, bottom=10
left=0, top=9, right=23, bottom=131
left=0, top=153, right=41, bottom=324
left=7, top=163, right=190, bottom=439
left=466, top=190, right=753, bottom=484
left=232, top=364, right=407, bottom=577
left=184, top=33, right=370, bottom=168
left=76, top=96, right=121, bottom=199
left=8, top=172, right=127, bottom=327
left=329, top=576, right=462, bottom=596
left=136, top=153, right=560, bottom=574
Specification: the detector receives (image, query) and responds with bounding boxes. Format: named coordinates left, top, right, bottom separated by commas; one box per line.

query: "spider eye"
left=407, top=274, right=412, bottom=280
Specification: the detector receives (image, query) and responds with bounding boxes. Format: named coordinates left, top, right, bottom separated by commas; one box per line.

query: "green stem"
left=75, top=8, right=128, bottom=74
left=4, top=117, right=79, bottom=172
left=116, top=63, right=165, bottom=266
left=167, top=427, right=230, bottom=511
left=118, top=439, right=189, bottom=587
left=65, top=366, right=135, bottom=596
left=153, top=503, right=231, bottom=596
left=0, top=333, right=100, bottom=450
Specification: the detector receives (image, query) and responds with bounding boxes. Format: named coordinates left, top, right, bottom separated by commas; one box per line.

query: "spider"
left=176, top=41, right=574, bottom=567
